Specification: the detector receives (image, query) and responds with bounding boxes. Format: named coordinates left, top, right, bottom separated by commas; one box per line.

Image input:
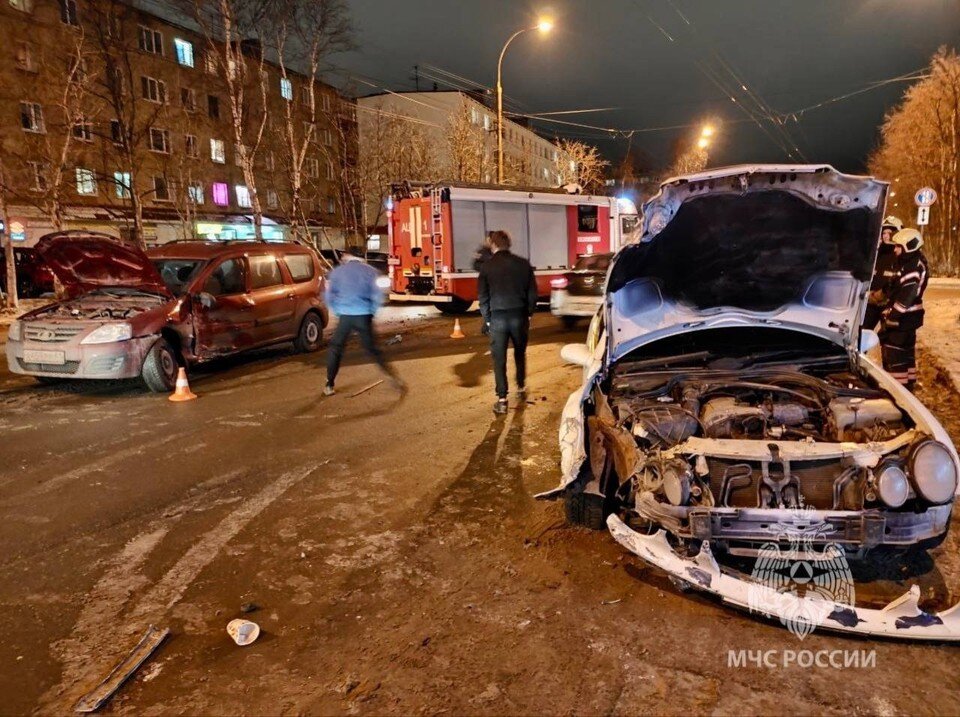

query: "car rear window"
left=283, top=254, right=315, bottom=282
left=248, top=255, right=284, bottom=289
left=153, top=258, right=207, bottom=296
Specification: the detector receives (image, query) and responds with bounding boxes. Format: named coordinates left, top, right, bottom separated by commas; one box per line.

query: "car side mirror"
left=859, top=329, right=880, bottom=353
left=561, top=343, right=593, bottom=368
left=198, top=291, right=217, bottom=309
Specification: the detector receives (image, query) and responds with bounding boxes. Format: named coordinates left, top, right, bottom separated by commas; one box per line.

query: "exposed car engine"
left=32, top=296, right=163, bottom=321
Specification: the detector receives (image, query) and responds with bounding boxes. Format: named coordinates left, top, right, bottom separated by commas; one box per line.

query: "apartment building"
left=356, top=90, right=569, bottom=228
left=0, top=0, right=356, bottom=247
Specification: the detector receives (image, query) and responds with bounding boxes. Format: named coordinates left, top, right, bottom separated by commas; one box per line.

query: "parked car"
left=0, top=246, right=56, bottom=298
left=6, top=232, right=328, bottom=391
left=539, top=165, right=960, bottom=639
left=550, top=252, right=613, bottom=328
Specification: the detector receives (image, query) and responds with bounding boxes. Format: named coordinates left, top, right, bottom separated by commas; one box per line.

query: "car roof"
left=147, top=241, right=313, bottom=260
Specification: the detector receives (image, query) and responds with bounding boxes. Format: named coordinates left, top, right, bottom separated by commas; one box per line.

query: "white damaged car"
left=540, top=164, right=960, bottom=639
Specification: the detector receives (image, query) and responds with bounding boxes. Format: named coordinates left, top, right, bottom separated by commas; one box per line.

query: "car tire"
left=34, top=376, right=62, bottom=386
left=141, top=338, right=179, bottom=393
left=294, top=312, right=324, bottom=353
left=564, top=491, right=607, bottom=530
left=436, top=297, right=472, bottom=315
left=561, top=316, right=580, bottom=329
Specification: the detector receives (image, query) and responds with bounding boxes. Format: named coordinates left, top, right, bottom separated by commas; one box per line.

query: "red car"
left=0, top=246, right=56, bottom=298
left=7, top=232, right=328, bottom=391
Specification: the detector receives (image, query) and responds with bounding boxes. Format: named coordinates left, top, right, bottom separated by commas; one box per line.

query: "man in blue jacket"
left=324, top=247, right=403, bottom=396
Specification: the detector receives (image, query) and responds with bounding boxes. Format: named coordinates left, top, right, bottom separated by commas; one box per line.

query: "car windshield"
left=152, top=258, right=208, bottom=296
left=574, top=254, right=611, bottom=272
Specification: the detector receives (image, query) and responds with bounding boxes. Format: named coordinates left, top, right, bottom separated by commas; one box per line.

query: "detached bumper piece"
left=607, top=515, right=960, bottom=641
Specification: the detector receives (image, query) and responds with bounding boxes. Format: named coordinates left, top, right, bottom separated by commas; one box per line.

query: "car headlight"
left=875, top=460, right=909, bottom=508
left=910, top=441, right=958, bottom=505
left=81, top=323, right=133, bottom=345
left=8, top=320, right=22, bottom=342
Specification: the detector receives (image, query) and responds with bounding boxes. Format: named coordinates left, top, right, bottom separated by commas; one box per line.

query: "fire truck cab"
left=387, top=182, right=640, bottom=314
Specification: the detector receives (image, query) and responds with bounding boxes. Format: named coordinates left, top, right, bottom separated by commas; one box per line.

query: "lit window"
left=113, top=171, right=131, bottom=198
left=212, top=182, right=229, bottom=206
left=210, top=138, right=225, bottom=164
left=138, top=26, right=163, bottom=55
left=174, top=38, right=194, bottom=67
left=59, top=0, right=77, bottom=25
left=235, top=185, right=252, bottom=208
left=153, top=176, right=170, bottom=201
left=19, top=102, right=44, bottom=133
left=188, top=183, right=204, bottom=204
left=76, top=168, right=97, bottom=195
left=280, top=77, right=293, bottom=101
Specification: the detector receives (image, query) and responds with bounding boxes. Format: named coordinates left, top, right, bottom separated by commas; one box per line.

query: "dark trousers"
left=881, top=327, right=918, bottom=387
left=326, top=314, right=392, bottom=387
left=489, top=310, right=529, bottom=398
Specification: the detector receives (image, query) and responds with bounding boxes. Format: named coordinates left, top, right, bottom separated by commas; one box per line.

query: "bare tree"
left=0, top=160, right=17, bottom=309
left=870, top=47, right=960, bottom=274
left=553, top=139, right=608, bottom=194
left=445, top=97, right=487, bottom=182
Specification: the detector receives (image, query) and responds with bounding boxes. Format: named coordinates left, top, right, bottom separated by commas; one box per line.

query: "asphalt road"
left=1, top=307, right=960, bottom=715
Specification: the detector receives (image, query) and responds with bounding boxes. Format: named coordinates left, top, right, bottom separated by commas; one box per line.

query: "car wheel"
left=294, top=312, right=324, bottom=353
left=141, top=338, right=179, bottom=393
left=564, top=491, right=607, bottom=530
left=436, top=297, right=472, bottom=315
left=34, top=376, right=63, bottom=386
left=561, top=316, right=580, bottom=329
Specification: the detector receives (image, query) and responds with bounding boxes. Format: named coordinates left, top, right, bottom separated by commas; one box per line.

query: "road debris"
left=601, top=599, right=622, bottom=605
left=74, top=625, right=169, bottom=713
left=240, top=602, right=260, bottom=614
left=349, top=380, right=384, bottom=398
left=385, top=334, right=402, bottom=345
left=226, top=619, right=260, bottom=646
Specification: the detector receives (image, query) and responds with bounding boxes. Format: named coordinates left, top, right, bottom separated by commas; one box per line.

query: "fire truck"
left=386, top=182, right=640, bottom=314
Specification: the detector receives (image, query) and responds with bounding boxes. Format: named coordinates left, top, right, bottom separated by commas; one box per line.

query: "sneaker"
left=323, top=385, right=336, bottom=396
left=516, top=385, right=527, bottom=399
left=493, top=398, right=508, bottom=415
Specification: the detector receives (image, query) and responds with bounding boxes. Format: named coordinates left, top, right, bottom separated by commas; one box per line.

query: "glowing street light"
left=697, top=137, right=710, bottom=149
left=700, top=124, right=715, bottom=138
left=497, top=18, right=554, bottom=184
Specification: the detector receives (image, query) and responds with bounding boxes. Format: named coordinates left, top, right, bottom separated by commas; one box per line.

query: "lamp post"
left=497, top=18, right=552, bottom=184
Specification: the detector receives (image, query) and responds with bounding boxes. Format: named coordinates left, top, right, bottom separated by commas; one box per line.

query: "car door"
left=246, top=253, right=296, bottom=345
left=193, top=256, right=257, bottom=356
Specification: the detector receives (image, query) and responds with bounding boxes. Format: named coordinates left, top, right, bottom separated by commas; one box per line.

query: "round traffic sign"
left=915, top=187, right=937, bottom=207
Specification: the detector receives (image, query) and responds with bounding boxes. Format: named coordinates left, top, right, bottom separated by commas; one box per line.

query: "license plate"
left=23, top=349, right=66, bottom=365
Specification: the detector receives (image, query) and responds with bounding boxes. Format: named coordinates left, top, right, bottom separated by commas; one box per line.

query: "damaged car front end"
left=540, top=165, right=960, bottom=639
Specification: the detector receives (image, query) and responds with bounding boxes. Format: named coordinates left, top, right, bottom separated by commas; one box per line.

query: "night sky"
left=333, top=0, right=960, bottom=173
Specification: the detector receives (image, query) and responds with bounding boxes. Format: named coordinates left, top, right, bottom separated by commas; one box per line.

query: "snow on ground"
left=919, top=294, right=960, bottom=388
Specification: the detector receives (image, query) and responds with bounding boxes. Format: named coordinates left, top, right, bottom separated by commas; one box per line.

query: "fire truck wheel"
left=436, top=298, right=472, bottom=315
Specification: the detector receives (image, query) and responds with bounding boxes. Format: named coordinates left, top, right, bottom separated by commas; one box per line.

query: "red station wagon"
left=6, top=232, right=328, bottom=391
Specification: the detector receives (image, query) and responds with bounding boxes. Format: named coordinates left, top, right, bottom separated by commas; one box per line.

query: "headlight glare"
left=910, top=441, right=958, bottom=505
left=81, top=323, right=133, bottom=345
left=8, top=320, right=22, bottom=342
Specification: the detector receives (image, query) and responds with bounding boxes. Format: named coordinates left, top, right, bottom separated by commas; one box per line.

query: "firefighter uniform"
left=880, top=229, right=928, bottom=390
left=864, top=216, right=904, bottom=330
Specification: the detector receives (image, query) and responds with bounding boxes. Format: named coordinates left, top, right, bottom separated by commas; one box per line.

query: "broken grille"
left=23, top=324, right=84, bottom=343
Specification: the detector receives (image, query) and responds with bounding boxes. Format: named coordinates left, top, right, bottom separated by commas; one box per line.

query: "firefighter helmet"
left=890, top=228, right=923, bottom=253
left=881, top=215, right=903, bottom=236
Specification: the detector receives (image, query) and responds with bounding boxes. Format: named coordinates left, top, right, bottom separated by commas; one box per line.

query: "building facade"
left=0, top=0, right=357, bottom=248
left=356, top=90, right=570, bottom=230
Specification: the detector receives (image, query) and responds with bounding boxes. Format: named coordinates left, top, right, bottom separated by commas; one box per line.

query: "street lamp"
left=697, top=137, right=710, bottom=150
left=497, top=18, right=553, bottom=184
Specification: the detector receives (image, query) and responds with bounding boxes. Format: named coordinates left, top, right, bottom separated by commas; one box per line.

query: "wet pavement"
left=0, top=308, right=959, bottom=715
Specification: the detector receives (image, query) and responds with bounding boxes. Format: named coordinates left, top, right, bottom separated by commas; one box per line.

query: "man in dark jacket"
left=477, top=230, right=538, bottom=414
left=864, top=215, right=903, bottom=330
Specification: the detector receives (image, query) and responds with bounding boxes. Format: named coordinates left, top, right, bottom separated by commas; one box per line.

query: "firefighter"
left=863, top=215, right=903, bottom=330
left=880, top=228, right=928, bottom=390
left=478, top=230, right=538, bottom=415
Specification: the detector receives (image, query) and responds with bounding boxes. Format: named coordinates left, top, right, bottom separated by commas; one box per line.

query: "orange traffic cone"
left=450, top=319, right=466, bottom=339
left=168, top=367, right=198, bottom=402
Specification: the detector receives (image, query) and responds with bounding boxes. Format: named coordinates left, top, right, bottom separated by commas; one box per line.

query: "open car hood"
left=34, top=232, right=172, bottom=299
left=606, top=165, right=888, bottom=363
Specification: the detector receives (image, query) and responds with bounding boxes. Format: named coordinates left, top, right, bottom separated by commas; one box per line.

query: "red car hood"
left=34, top=233, right=172, bottom=298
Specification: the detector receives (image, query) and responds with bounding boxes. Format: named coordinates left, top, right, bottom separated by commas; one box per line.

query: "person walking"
left=323, top=246, right=404, bottom=396
left=880, top=228, right=928, bottom=391
left=477, top=230, right=538, bottom=415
